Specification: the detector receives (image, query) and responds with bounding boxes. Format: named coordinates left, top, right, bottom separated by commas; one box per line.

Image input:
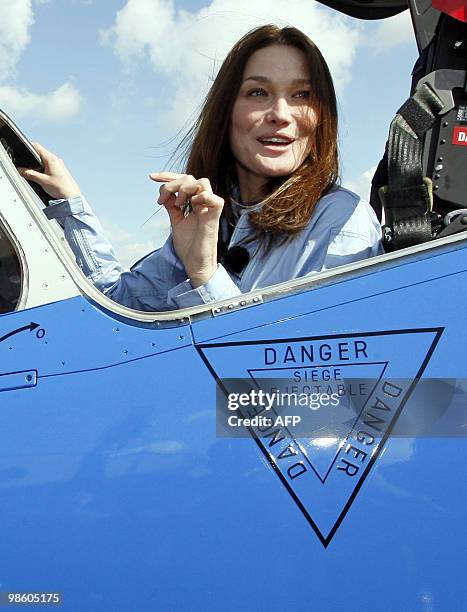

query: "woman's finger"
left=190, top=192, right=224, bottom=214
left=149, top=171, right=186, bottom=183
left=157, top=188, right=187, bottom=226
left=158, top=183, right=182, bottom=205
left=156, top=175, right=194, bottom=204
left=158, top=177, right=203, bottom=207
left=17, top=167, right=50, bottom=186
left=196, top=178, right=213, bottom=193
left=173, top=179, right=202, bottom=209
left=31, top=142, right=50, bottom=159
left=162, top=200, right=184, bottom=226
left=158, top=184, right=171, bottom=205
left=152, top=174, right=210, bottom=196
left=31, top=142, right=61, bottom=167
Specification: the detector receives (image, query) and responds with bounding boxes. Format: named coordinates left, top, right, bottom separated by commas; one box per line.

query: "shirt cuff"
left=44, top=195, right=88, bottom=219
left=167, top=265, right=241, bottom=308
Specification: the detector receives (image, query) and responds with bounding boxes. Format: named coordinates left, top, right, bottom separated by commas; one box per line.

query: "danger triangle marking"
left=248, top=361, right=388, bottom=483
left=197, top=328, right=443, bottom=547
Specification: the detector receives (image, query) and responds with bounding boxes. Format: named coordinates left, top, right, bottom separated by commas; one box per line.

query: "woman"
left=20, top=25, right=382, bottom=311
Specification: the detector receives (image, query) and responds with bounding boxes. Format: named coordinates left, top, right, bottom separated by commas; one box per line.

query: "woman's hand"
left=17, top=142, right=81, bottom=200
left=150, top=172, right=224, bottom=288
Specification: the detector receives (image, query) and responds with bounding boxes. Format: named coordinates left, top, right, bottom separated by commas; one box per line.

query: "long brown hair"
left=181, top=24, right=339, bottom=251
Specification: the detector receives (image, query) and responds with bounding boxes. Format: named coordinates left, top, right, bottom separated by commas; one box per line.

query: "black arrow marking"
left=0, top=322, right=40, bottom=344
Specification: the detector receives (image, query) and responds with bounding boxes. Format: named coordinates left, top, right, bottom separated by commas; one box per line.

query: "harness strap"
left=373, top=83, right=444, bottom=250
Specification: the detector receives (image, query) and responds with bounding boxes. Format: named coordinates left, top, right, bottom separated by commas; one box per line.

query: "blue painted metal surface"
left=0, top=244, right=465, bottom=610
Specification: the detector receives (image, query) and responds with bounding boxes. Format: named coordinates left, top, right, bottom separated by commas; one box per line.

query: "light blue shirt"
left=45, top=187, right=383, bottom=311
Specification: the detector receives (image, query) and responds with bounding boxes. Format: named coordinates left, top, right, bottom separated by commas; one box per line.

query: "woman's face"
left=230, top=44, right=316, bottom=202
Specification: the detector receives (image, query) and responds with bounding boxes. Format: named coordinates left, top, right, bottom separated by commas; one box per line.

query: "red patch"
left=452, top=126, right=467, bottom=145
left=432, top=0, right=467, bottom=23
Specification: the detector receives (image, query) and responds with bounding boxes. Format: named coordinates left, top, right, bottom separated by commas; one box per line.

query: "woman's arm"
left=19, top=144, right=188, bottom=311
left=45, top=195, right=189, bottom=311
left=19, top=145, right=239, bottom=310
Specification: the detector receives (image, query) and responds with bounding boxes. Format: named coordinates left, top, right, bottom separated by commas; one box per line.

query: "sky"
left=0, top=0, right=418, bottom=268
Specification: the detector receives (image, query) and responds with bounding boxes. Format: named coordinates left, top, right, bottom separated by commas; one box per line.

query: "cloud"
left=0, top=82, right=83, bottom=121
left=0, top=0, right=84, bottom=122
left=114, top=440, right=186, bottom=456
left=367, top=10, right=413, bottom=52
left=0, top=0, right=34, bottom=82
left=344, top=165, right=377, bottom=202
left=101, top=0, right=362, bottom=132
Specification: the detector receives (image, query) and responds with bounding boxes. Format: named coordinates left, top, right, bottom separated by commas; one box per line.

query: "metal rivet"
left=442, top=121, right=449, bottom=127
left=437, top=157, right=443, bottom=162
left=123, top=350, right=128, bottom=355
left=113, top=327, right=120, bottom=332
left=440, top=139, right=446, bottom=144
left=42, top=283, right=48, bottom=289
left=240, top=301, right=246, bottom=306
left=228, top=304, right=234, bottom=310
left=435, top=174, right=440, bottom=179
left=435, top=164, right=443, bottom=171
left=434, top=185, right=439, bottom=191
